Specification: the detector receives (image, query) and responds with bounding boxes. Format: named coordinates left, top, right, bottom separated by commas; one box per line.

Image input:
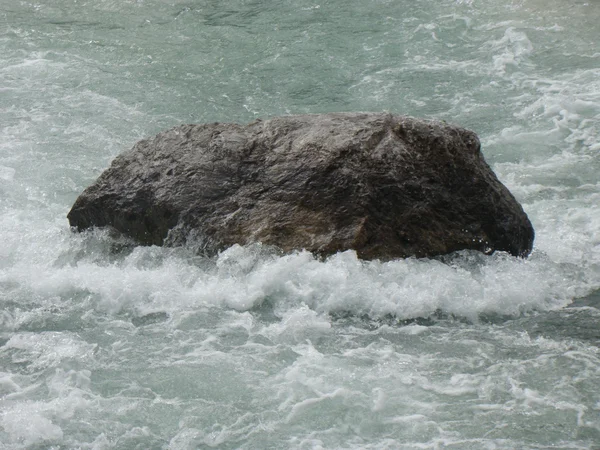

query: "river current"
left=1, top=0, right=599, bottom=448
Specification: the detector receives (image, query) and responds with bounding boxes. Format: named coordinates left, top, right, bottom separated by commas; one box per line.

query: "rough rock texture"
left=68, top=113, right=534, bottom=259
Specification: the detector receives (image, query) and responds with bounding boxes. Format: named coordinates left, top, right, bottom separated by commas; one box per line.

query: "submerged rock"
left=68, top=113, right=534, bottom=259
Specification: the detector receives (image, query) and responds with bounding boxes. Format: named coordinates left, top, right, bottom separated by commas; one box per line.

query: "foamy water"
left=1, top=0, right=599, bottom=448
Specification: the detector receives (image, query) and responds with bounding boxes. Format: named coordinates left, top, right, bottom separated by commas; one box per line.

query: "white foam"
left=493, top=28, right=533, bottom=73
left=0, top=373, right=21, bottom=397
left=0, top=404, right=64, bottom=447
left=261, top=304, right=331, bottom=341
left=0, top=166, right=15, bottom=182
left=4, top=333, right=97, bottom=370
left=0, top=224, right=592, bottom=323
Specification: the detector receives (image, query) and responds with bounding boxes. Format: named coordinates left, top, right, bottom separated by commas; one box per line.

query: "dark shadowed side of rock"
left=67, top=113, right=534, bottom=259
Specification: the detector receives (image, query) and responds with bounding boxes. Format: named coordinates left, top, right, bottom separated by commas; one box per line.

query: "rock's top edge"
left=166, top=112, right=467, bottom=131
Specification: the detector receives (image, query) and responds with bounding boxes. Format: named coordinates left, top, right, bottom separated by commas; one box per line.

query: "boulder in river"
left=67, top=113, right=534, bottom=259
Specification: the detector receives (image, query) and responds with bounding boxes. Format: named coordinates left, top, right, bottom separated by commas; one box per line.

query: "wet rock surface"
left=68, top=113, right=534, bottom=259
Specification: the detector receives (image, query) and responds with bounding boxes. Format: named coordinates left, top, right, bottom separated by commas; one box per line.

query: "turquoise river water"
left=1, top=0, right=599, bottom=448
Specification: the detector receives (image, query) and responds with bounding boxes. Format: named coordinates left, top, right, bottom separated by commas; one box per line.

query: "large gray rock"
left=68, top=113, right=534, bottom=259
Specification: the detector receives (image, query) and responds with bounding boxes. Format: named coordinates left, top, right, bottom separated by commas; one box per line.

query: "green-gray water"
left=1, top=0, right=599, bottom=448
